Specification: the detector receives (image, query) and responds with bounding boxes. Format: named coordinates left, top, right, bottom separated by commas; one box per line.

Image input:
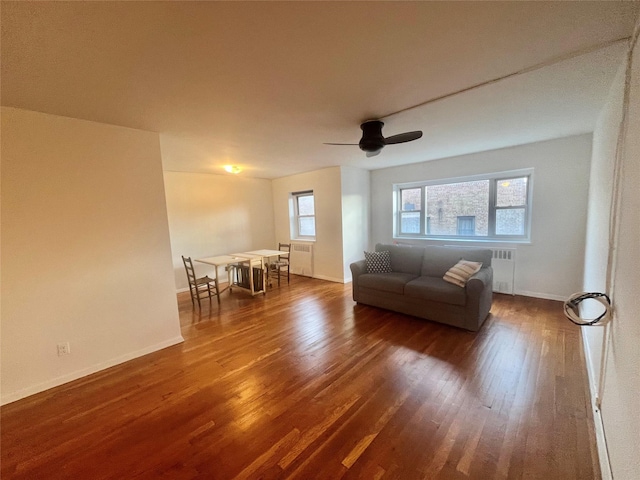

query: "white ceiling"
left=2, top=2, right=638, bottom=179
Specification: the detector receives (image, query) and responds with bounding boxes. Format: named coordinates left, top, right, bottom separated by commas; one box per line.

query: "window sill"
left=393, top=236, right=531, bottom=245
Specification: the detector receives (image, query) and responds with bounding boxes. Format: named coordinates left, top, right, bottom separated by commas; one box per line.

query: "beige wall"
left=163, top=171, right=275, bottom=290
left=272, top=167, right=345, bottom=282
left=1, top=108, right=182, bottom=404
left=584, top=24, right=640, bottom=480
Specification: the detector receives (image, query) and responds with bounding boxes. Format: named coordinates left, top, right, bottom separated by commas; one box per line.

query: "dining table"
left=194, top=254, right=248, bottom=299
left=243, top=249, right=289, bottom=286
left=243, top=249, right=288, bottom=262
left=195, top=249, right=290, bottom=299
left=227, top=252, right=267, bottom=296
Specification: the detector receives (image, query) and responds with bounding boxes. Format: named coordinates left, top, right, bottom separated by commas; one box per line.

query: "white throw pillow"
left=443, top=260, right=482, bottom=287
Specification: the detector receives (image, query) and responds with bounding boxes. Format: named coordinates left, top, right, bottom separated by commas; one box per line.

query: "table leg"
left=249, top=262, right=255, bottom=295
left=214, top=265, right=221, bottom=303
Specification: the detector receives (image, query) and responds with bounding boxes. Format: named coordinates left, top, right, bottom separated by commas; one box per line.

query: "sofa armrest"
left=467, top=266, right=493, bottom=295
left=350, top=260, right=367, bottom=302
left=350, top=259, right=367, bottom=278
left=465, top=266, right=493, bottom=331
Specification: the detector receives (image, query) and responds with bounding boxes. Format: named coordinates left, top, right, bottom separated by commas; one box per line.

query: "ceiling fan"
left=325, top=120, right=423, bottom=157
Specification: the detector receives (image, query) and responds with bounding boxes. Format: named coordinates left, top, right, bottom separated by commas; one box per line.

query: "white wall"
left=582, top=63, right=625, bottom=408
left=163, top=171, right=275, bottom=290
left=1, top=107, right=183, bottom=405
left=272, top=167, right=345, bottom=282
left=340, top=167, right=370, bottom=282
left=584, top=24, right=640, bottom=479
left=370, top=135, right=592, bottom=300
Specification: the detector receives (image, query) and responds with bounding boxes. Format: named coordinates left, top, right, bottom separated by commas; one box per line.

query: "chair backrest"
left=278, top=243, right=290, bottom=259
left=182, top=256, right=197, bottom=286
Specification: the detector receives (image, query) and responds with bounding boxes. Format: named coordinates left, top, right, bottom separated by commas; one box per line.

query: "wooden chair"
left=268, top=243, right=290, bottom=286
left=182, top=256, right=219, bottom=309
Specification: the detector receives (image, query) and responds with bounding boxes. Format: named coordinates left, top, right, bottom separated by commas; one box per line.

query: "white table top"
left=196, top=250, right=287, bottom=267
left=244, top=249, right=287, bottom=257
left=195, top=255, right=248, bottom=266
left=229, top=252, right=263, bottom=259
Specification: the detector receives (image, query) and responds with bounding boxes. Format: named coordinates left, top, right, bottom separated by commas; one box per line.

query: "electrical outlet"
left=57, top=342, right=71, bottom=356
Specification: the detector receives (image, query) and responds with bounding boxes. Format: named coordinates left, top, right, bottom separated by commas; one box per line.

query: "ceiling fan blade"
left=324, top=142, right=359, bottom=146
left=366, top=150, right=381, bottom=158
left=384, top=131, right=423, bottom=145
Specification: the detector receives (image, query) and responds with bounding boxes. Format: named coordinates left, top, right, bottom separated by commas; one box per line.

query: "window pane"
left=400, top=212, right=420, bottom=233
left=297, top=195, right=315, bottom=216
left=426, top=180, right=489, bottom=236
left=497, top=177, right=527, bottom=207
left=299, top=216, right=316, bottom=236
left=457, top=216, right=476, bottom=236
left=496, top=208, right=525, bottom=235
left=401, top=188, right=421, bottom=211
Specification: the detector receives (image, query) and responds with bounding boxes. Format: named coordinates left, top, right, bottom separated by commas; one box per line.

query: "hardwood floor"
left=1, top=276, right=600, bottom=479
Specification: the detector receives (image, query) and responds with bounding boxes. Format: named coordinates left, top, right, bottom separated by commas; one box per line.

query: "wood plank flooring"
left=1, top=276, right=600, bottom=479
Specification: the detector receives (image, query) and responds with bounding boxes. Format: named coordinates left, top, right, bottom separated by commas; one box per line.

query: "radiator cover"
left=290, top=242, right=314, bottom=277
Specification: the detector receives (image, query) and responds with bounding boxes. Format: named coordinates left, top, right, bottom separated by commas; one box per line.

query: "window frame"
left=398, top=186, right=425, bottom=235
left=291, top=190, right=316, bottom=240
left=394, top=169, right=533, bottom=243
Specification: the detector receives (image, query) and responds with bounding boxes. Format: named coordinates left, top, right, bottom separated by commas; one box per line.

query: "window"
left=399, top=187, right=422, bottom=234
left=457, top=216, right=476, bottom=236
left=394, top=169, right=532, bottom=242
left=291, top=190, right=316, bottom=239
left=495, top=177, right=528, bottom=235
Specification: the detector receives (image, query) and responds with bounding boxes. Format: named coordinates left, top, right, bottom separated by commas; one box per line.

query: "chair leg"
left=189, top=287, right=196, bottom=308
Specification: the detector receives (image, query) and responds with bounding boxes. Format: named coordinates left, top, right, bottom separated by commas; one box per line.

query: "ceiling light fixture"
left=224, top=165, right=242, bottom=174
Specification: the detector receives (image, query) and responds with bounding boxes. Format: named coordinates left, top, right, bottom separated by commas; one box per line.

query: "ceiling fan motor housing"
left=359, top=120, right=386, bottom=153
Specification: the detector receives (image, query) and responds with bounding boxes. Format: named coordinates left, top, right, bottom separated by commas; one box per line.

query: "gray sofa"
left=350, top=243, right=493, bottom=331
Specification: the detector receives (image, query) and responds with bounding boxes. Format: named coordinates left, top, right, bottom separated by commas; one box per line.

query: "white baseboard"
left=581, top=330, right=612, bottom=480
left=0, top=336, right=185, bottom=406
left=514, top=289, right=567, bottom=301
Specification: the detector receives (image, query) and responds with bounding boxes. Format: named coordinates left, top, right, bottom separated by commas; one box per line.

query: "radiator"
left=490, top=248, right=516, bottom=295
left=290, top=242, right=314, bottom=277
left=444, top=245, right=516, bottom=295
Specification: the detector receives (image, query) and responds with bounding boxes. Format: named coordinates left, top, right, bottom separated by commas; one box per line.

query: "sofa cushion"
left=359, top=272, right=418, bottom=295
left=421, top=246, right=492, bottom=277
left=375, top=244, right=425, bottom=276
left=364, top=250, right=392, bottom=273
left=404, top=276, right=467, bottom=306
